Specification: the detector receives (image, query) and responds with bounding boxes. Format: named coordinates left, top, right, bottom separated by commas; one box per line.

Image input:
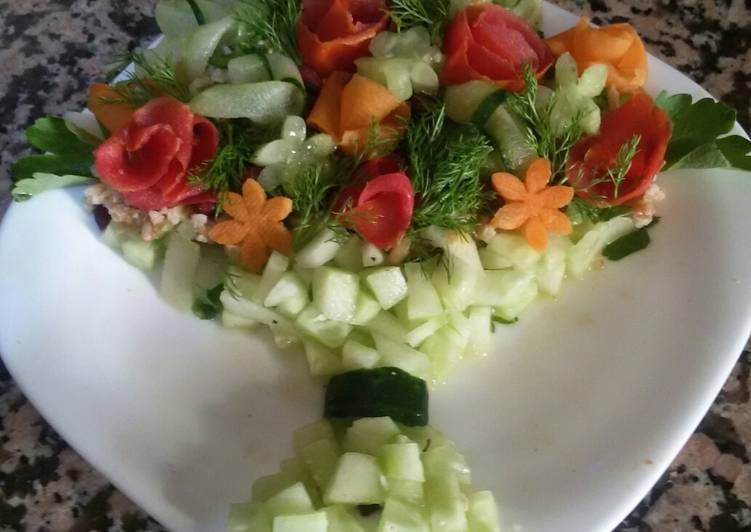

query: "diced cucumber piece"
left=378, top=497, right=430, bottom=532
left=295, top=228, right=342, bottom=268
left=485, top=105, right=536, bottom=173
left=472, top=270, right=535, bottom=308
left=410, top=61, right=439, bottom=95
left=324, top=453, right=385, bottom=505
left=364, top=267, right=408, bottom=310
left=423, top=442, right=471, bottom=484
left=349, top=291, right=382, bottom=325
left=228, top=54, right=271, bottom=84
left=190, top=81, right=304, bottom=125
left=466, top=491, right=501, bottom=532
left=122, top=237, right=159, bottom=271
left=302, top=338, right=342, bottom=377
left=465, top=306, right=492, bottom=357
left=229, top=501, right=272, bottom=532
left=426, top=474, right=468, bottom=532
left=342, top=339, right=381, bottom=371
left=482, top=232, right=541, bottom=271
left=279, top=457, right=321, bottom=508
left=444, top=81, right=497, bottom=124
left=536, top=236, right=570, bottom=296
left=431, top=260, right=481, bottom=312
left=222, top=311, right=259, bottom=330
left=420, top=326, right=465, bottom=383
left=373, top=334, right=432, bottom=382
left=264, top=271, right=309, bottom=314
left=184, top=16, right=236, bottom=80
left=568, top=217, right=635, bottom=279
left=344, top=416, right=401, bottom=455
left=220, top=290, right=289, bottom=327
left=404, top=262, right=443, bottom=320
left=264, top=481, right=314, bottom=517
left=226, top=265, right=263, bottom=301
left=272, top=511, right=328, bottom=532
left=293, top=420, right=336, bottom=454
left=379, top=442, right=425, bottom=482
left=365, top=311, right=409, bottom=343
left=293, top=263, right=315, bottom=285
left=257, top=251, right=290, bottom=302
left=295, top=305, right=352, bottom=348
left=300, top=438, right=340, bottom=491
left=406, top=317, right=446, bottom=348
left=266, top=52, right=304, bottom=89
left=326, top=505, right=368, bottom=532
left=161, top=226, right=201, bottom=311
left=362, top=242, right=387, bottom=267
left=334, top=235, right=363, bottom=271
left=493, top=281, right=538, bottom=321
left=325, top=368, right=429, bottom=426
left=388, top=479, right=425, bottom=504
left=313, top=267, right=360, bottom=322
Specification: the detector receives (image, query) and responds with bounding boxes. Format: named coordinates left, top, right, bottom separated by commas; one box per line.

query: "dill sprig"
left=189, top=120, right=273, bottom=207
left=507, top=65, right=584, bottom=181
left=108, top=52, right=191, bottom=106
left=389, top=0, right=451, bottom=41
left=234, top=0, right=301, bottom=64
left=568, top=134, right=641, bottom=199
left=405, top=100, right=495, bottom=233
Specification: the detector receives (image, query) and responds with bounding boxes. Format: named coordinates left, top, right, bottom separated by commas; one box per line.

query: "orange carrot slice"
left=87, top=83, right=136, bottom=133
left=308, top=71, right=350, bottom=137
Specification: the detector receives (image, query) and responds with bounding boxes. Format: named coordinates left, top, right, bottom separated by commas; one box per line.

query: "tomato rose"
left=297, top=0, right=388, bottom=76
left=95, top=97, right=219, bottom=210
left=340, top=161, right=414, bottom=250
left=440, top=4, right=554, bottom=90
left=567, top=92, right=671, bottom=205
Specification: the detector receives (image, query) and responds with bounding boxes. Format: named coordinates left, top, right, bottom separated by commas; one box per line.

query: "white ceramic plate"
left=2, top=4, right=751, bottom=532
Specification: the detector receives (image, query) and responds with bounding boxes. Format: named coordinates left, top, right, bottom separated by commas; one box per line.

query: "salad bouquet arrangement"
left=8, top=0, right=751, bottom=529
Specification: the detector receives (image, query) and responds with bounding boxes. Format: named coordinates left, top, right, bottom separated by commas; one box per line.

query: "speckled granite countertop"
left=1, top=1, right=750, bottom=531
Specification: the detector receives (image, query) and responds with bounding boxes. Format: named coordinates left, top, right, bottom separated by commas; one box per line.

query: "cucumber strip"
left=444, top=80, right=497, bottom=124
left=183, top=16, right=236, bottom=80
left=190, top=81, right=304, bottom=125
left=228, top=54, right=272, bottom=84
left=324, top=368, right=429, bottom=426
left=471, top=89, right=509, bottom=129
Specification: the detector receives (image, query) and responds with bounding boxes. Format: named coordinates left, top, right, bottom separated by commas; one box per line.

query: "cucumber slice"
left=466, top=491, right=501, bottom=532
left=485, top=105, right=537, bottom=173
left=344, top=416, right=401, bottom=455
left=161, top=227, right=201, bottom=311
left=334, top=235, right=364, bottom=271
left=228, top=54, right=272, bottom=84
left=295, top=305, right=352, bottom=348
left=257, top=251, right=290, bottom=302
left=300, top=438, right=340, bottom=491
left=406, top=317, right=446, bottom=348
left=221, top=311, right=259, bottom=330
left=404, top=262, right=443, bottom=320
left=313, top=267, right=360, bottom=322
left=122, top=237, right=160, bottom=271
left=419, top=326, right=465, bottom=383
left=228, top=501, right=272, bottom=532
left=568, top=216, right=635, bottom=279
left=349, top=291, right=382, bottom=325
left=190, top=81, right=304, bottom=125
left=293, top=420, right=336, bottom=454
left=325, top=368, right=429, bottom=426
left=362, top=242, right=387, bottom=267
left=363, top=311, right=409, bottom=343
left=295, top=228, right=342, bottom=268
left=472, top=270, right=536, bottom=308
left=379, top=442, right=425, bottom=482
left=265, top=481, right=315, bottom=517
left=364, top=267, right=408, bottom=310
left=324, top=453, right=385, bottom=505
left=536, top=235, right=571, bottom=296
left=342, top=339, right=381, bottom=371
left=272, top=512, right=328, bottom=532
left=220, top=290, right=289, bottom=326
left=373, top=335, right=432, bottom=382
left=302, top=338, right=342, bottom=377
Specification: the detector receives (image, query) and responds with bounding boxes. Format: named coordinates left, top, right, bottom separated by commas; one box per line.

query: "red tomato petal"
left=130, top=97, right=195, bottom=172
left=95, top=125, right=181, bottom=192
left=121, top=188, right=167, bottom=211
left=189, top=114, right=220, bottom=171
left=348, top=0, right=387, bottom=24
left=470, top=7, right=538, bottom=65
left=316, top=0, right=357, bottom=41
left=302, top=0, right=335, bottom=27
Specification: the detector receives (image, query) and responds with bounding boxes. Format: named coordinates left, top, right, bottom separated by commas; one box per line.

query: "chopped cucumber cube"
left=536, top=236, right=570, bottom=296
left=423, top=443, right=472, bottom=485
left=293, top=420, right=336, bottom=454
left=349, top=291, right=384, bottom=326
left=324, top=453, right=385, bottom=505
left=344, top=417, right=401, bottom=455
left=420, top=326, right=465, bottom=383
left=388, top=479, right=425, bottom=504
left=426, top=474, right=468, bottom=532
left=379, top=497, right=430, bottom=532
left=364, top=267, right=408, bottom=310
left=295, top=228, right=342, bottom=268
left=121, top=237, right=159, bottom=271
left=472, top=270, right=536, bottom=308
left=264, top=271, right=308, bottom=307
left=465, top=306, right=492, bottom=357
left=365, top=311, right=409, bottom=343
left=406, top=317, right=447, bottom=348
left=220, top=290, right=289, bottom=327
left=264, top=481, right=314, bottom=517
left=362, top=242, right=386, bottom=267
left=161, top=226, right=201, bottom=311
left=404, top=262, right=443, bottom=320
left=373, top=334, right=432, bottom=382
left=302, top=338, right=342, bottom=377
left=257, top=251, right=290, bottom=302
left=226, top=265, right=262, bottom=301
left=272, top=511, right=327, bottom=532
left=493, top=280, right=538, bottom=321
left=326, top=505, right=368, bottom=532
left=313, top=267, right=360, bottom=322
left=334, top=235, right=364, bottom=271
left=481, top=232, right=540, bottom=271
left=467, top=491, right=501, bottom=532
left=252, top=472, right=299, bottom=502
left=300, top=438, right=340, bottom=491
left=228, top=501, right=272, bottom=532
left=431, top=259, right=482, bottom=312
left=295, top=305, right=353, bottom=348
left=342, top=339, right=381, bottom=371
left=379, top=442, right=425, bottom=482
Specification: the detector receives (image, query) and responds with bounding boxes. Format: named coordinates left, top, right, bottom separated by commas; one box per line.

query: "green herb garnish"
left=566, top=197, right=632, bottom=225
left=570, top=134, right=641, bottom=199
left=110, top=52, right=191, bottom=106
left=388, top=0, right=450, bottom=41
left=234, top=0, right=301, bottom=64
left=602, top=218, right=659, bottom=261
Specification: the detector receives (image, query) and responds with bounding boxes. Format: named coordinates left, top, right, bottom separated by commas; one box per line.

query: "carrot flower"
left=491, top=159, right=574, bottom=251
left=208, top=179, right=293, bottom=273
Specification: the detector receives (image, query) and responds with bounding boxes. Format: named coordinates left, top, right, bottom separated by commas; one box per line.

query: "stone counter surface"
left=0, top=1, right=749, bottom=531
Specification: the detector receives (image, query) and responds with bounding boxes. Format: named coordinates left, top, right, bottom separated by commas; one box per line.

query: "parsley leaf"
left=602, top=218, right=659, bottom=261
left=656, top=91, right=750, bottom=171
left=12, top=173, right=95, bottom=202
left=10, top=117, right=95, bottom=184
left=192, top=283, right=224, bottom=320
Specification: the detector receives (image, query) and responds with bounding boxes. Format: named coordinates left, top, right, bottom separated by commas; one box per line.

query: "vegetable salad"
left=9, top=0, right=751, bottom=529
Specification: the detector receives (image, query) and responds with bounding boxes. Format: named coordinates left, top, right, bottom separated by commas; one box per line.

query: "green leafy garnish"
left=602, top=218, right=659, bottom=261
left=192, top=283, right=224, bottom=320
left=405, top=100, right=494, bottom=233
left=656, top=91, right=751, bottom=171
left=109, top=52, right=191, bottom=107
left=507, top=65, right=585, bottom=180
left=234, top=0, right=301, bottom=64
left=388, top=0, right=450, bottom=40
left=12, top=173, right=95, bottom=202
left=10, top=117, right=95, bottom=186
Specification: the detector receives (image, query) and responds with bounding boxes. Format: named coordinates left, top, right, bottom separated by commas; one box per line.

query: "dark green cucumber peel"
left=324, top=367, right=429, bottom=427
left=470, top=89, right=509, bottom=129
